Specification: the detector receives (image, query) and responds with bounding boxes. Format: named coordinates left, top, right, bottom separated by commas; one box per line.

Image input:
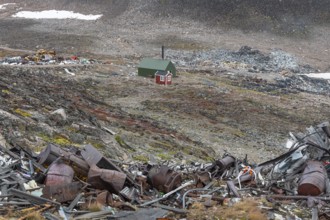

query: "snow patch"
left=12, top=10, right=102, bottom=20
left=0, top=3, right=16, bottom=10
left=305, top=73, right=330, bottom=80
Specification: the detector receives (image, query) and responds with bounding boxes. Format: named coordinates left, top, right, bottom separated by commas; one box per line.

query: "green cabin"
left=138, top=58, right=176, bottom=77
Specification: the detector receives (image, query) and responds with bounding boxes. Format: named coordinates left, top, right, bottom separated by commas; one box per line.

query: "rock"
left=77, top=123, right=100, bottom=136
left=69, top=133, right=85, bottom=144
left=49, top=108, right=67, bottom=126
left=0, top=133, right=8, bottom=148
left=0, top=109, right=21, bottom=122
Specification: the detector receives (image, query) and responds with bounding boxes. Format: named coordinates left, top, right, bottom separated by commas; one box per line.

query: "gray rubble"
left=166, top=46, right=316, bottom=74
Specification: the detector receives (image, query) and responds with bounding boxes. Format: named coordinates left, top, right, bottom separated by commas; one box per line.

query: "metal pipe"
left=267, top=195, right=330, bottom=201
left=162, top=46, right=164, bottom=59
left=182, top=188, right=213, bottom=209
left=140, top=180, right=194, bottom=207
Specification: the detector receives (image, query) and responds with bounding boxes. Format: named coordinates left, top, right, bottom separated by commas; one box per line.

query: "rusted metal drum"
left=147, top=165, right=182, bottom=193
left=87, top=165, right=126, bottom=193
left=38, top=144, right=58, bottom=166
left=298, top=160, right=327, bottom=196
left=216, top=155, right=235, bottom=170
left=38, top=144, right=89, bottom=177
left=45, top=161, right=74, bottom=186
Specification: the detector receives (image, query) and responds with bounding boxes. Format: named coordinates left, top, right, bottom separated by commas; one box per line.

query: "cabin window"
left=160, top=76, right=165, bottom=81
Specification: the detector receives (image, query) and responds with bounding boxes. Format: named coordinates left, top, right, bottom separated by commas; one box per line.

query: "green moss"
left=182, top=145, right=213, bottom=161
left=38, top=133, right=73, bottom=146
left=132, top=154, right=149, bottom=163
left=182, top=145, right=194, bottom=155
left=115, top=135, right=125, bottom=146
left=86, top=140, right=105, bottom=149
left=53, top=136, right=72, bottom=146
left=115, top=135, right=135, bottom=151
left=149, top=141, right=175, bottom=150
left=14, top=108, right=32, bottom=117
left=66, top=126, right=78, bottom=132
left=1, top=89, right=11, bottom=94
left=231, top=129, right=246, bottom=137
left=203, top=156, right=215, bottom=162
left=157, top=153, right=172, bottom=160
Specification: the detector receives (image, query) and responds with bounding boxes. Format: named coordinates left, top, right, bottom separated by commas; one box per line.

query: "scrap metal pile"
left=2, top=122, right=330, bottom=219
left=0, top=49, right=97, bottom=66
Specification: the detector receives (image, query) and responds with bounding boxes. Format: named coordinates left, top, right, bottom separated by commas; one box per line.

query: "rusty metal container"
left=45, top=160, right=74, bottom=186
left=147, top=165, right=182, bottom=193
left=81, top=144, right=135, bottom=186
left=298, top=160, right=327, bottom=196
left=195, top=171, right=211, bottom=187
left=38, top=144, right=58, bottom=166
left=216, top=155, right=235, bottom=170
left=42, top=182, right=82, bottom=202
left=87, top=165, right=126, bottom=193
left=38, top=144, right=89, bottom=177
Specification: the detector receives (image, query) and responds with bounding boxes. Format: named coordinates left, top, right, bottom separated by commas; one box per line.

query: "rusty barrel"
left=147, top=165, right=182, bottom=193
left=87, top=165, right=126, bottom=193
left=38, top=144, right=58, bottom=166
left=216, top=155, right=235, bottom=170
left=38, top=144, right=89, bottom=177
left=45, top=160, right=74, bottom=186
left=298, top=160, right=327, bottom=196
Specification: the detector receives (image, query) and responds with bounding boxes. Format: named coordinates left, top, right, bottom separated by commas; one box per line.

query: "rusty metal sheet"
left=81, top=145, right=136, bottom=186
left=87, top=165, right=126, bottom=193
left=42, top=181, right=83, bottom=203
left=9, top=188, right=61, bottom=206
left=80, top=144, right=103, bottom=166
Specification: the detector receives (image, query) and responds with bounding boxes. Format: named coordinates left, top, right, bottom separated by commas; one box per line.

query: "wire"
left=236, top=166, right=256, bottom=189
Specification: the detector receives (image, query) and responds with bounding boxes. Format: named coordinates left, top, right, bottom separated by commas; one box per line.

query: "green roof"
left=138, top=58, right=172, bottom=70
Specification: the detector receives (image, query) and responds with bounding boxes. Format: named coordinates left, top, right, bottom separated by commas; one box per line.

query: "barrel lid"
left=298, top=183, right=321, bottom=196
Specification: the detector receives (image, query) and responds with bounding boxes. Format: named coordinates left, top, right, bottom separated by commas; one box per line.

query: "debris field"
left=1, top=120, right=330, bottom=219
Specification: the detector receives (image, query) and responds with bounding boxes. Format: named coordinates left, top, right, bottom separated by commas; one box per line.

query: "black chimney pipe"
left=162, top=45, right=164, bottom=60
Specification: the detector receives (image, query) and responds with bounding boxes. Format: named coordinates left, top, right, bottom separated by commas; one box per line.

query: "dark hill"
left=138, top=0, right=330, bottom=34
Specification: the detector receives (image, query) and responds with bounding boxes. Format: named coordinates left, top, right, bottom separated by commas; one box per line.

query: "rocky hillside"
left=135, top=0, right=330, bottom=35
left=4, top=0, right=330, bottom=33
left=0, top=0, right=330, bottom=164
